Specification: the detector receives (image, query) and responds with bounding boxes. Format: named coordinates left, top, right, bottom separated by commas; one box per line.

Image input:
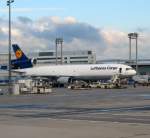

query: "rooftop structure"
left=28, top=50, right=96, bottom=65
left=0, top=50, right=96, bottom=66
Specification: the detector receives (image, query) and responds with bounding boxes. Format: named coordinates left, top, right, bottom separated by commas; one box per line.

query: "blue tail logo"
left=12, top=44, right=29, bottom=61
left=15, top=49, right=23, bottom=59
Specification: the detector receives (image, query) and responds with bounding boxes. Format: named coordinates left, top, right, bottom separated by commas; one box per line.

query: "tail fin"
left=12, top=44, right=29, bottom=61
left=11, top=44, right=33, bottom=69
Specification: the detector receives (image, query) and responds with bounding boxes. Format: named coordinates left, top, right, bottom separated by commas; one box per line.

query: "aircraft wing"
left=11, top=70, right=26, bottom=75
left=0, top=65, right=26, bottom=76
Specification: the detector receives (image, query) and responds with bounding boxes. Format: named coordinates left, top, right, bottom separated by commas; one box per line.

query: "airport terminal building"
left=0, top=50, right=96, bottom=66
left=29, top=50, right=96, bottom=65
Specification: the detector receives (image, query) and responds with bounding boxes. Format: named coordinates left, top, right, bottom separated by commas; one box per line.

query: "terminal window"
left=39, top=52, right=54, bottom=57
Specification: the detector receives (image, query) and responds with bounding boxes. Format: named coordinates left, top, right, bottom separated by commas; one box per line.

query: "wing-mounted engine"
left=57, top=77, right=72, bottom=84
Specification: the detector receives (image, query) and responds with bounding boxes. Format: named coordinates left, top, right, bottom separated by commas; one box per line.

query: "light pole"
left=60, top=38, right=63, bottom=64
left=135, top=34, right=138, bottom=74
left=128, top=32, right=138, bottom=74
left=55, top=38, right=63, bottom=65
left=7, top=0, right=14, bottom=94
left=128, top=34, right=132, bottom=63
left=55, top=38, right=58, bottom=65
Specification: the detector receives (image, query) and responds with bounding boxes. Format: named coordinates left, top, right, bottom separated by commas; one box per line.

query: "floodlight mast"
left=55, top=38, right=63, bottom=65
left=7, top=0, right=14, bottom=94
left=128, top=32, right=138, bottom=74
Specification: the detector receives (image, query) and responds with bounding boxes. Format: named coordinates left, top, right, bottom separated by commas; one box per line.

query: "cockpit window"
left=126, top=68, right=133, bottom=71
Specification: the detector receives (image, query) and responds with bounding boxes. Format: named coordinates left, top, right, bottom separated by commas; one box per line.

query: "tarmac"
left=0, top=86, right=150, bottom=138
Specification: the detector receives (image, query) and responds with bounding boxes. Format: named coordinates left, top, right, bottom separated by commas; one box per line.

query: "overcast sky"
left=0, top=0, right=150, bottom=59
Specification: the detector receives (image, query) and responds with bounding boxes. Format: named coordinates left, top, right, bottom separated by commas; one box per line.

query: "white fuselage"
left=16, top=64, right=136, bottom=80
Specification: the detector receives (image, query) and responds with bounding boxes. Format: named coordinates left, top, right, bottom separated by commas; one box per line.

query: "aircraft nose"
left=132, top=70, right=137, bottom=75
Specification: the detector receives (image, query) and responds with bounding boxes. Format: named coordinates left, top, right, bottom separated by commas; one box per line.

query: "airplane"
left=11, top=44, right=136, bottom=83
